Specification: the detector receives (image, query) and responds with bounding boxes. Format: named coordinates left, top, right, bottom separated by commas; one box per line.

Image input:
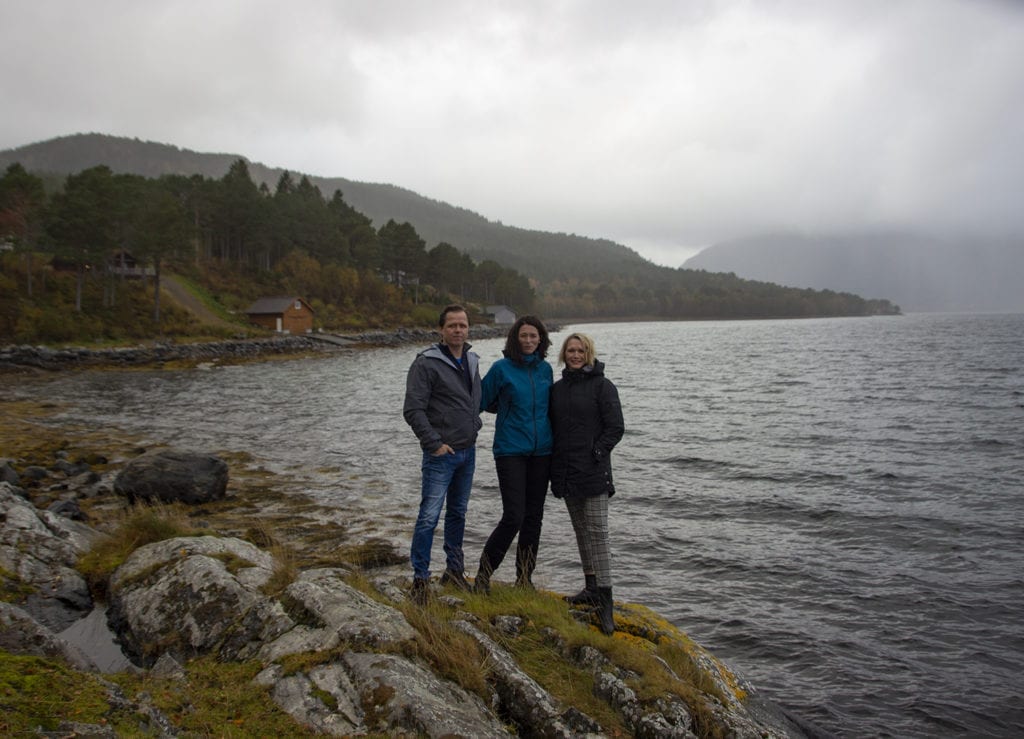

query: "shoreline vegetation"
left=2, top=140, right=898, bottom=356
left=0, top=358, right=813, bottom=736
left=1, top=308, right=899, bottom=373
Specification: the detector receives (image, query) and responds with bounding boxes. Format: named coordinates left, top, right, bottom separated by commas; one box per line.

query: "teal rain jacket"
left=480, top=352, right=553, bottom=457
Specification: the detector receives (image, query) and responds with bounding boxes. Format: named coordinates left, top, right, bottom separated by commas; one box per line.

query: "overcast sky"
left=2, top=0, right=1023, bottom=266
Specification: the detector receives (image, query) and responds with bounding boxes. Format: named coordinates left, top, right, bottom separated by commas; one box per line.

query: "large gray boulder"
left=113, top=449, right=228, bottom=504
left=0, top=481, right=98, bottom=631
left=107, top=535, right=276, bottom=665
left=255, top=653, right=510, bottom=738
left=342, top=652, right=509, bottom=737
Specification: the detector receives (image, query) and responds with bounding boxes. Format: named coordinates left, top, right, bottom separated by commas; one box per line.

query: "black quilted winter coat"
left=548, top=360, right=625, bottom=499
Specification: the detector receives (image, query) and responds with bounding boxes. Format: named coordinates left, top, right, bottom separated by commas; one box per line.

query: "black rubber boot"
left=597, top=586, right=615, bottom=635
left=473, top=554, right=493, bottom=595
left=515, top=544, right=536, bottom=589
left=565, top=574, right=599, bottom=605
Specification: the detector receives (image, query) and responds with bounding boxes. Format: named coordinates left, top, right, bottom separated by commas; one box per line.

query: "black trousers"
left=482, top=454, right=551, bottom=579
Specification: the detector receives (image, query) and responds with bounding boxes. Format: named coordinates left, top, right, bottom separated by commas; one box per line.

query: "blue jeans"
left=410, top=446, right=475, bottom=579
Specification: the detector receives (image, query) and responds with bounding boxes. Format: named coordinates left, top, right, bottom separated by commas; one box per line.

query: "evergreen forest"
left=0, top=154, right=900, bottom=346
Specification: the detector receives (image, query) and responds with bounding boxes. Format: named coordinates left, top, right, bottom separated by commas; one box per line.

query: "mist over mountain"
left=684, top=232, right=1024, bottom=313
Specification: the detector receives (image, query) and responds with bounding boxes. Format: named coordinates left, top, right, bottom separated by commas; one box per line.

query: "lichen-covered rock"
left=593, top=670, right=697, bottom=738
left=259, top=568, right=416, bottom=662
left=342, top=651, right=510, bottom=737
left=453, top=619, right=591, bottom=738
left=254, top=652, right=510, bottom=738
left=113, top=449, right=228, bottom=504
left=107, top=535, right=275, bottom=665
left=217, top=596, right=294, bottom=661
left=0, top=481, right=98, bottom=631
left=256, top=662, right=365, bottom=736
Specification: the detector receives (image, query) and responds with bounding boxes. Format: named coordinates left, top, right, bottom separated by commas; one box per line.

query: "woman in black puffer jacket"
left=549, top=333, right=625, bottom=635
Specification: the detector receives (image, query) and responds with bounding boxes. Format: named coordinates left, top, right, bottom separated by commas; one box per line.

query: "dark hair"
left=438, top=304, right=468, bottom=327
left=504, top=315, right=551, bottom=363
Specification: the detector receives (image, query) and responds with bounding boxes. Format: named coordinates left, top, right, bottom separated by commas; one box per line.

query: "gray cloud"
left=2, top=0, right=1022, bottom=265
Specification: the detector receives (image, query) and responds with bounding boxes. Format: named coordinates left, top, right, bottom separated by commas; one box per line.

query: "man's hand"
left=432, top=443, right=455, bottom=456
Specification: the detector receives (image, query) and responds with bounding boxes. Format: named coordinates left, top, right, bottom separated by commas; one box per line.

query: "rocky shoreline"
left=0, top=403, right=813, bottom=737
left=0, top=325, right=514, bottom=372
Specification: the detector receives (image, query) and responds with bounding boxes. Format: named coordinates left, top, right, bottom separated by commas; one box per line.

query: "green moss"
left=0, top=566, right=36, bottom=603
left=212, top=551, right=256, bottom=575
left=311, top=686, right=338, bottom=711
left=410, top=585, right=734, bottom=737
left=276, top=648, right=350, bottom=677
left=0, top=651, right=134, bottom=733
left=108, top=656, right=320, bottom=737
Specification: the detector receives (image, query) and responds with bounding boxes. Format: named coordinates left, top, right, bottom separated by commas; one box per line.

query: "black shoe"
left=440, top=569, right=470, bottom=591
left=515, top=574, right=535, bottom=590
left=409, top=577, right=430, bottom=606
left=597, top=586, right=615, bottom=635
left=565, top=574, right=599, bottom=605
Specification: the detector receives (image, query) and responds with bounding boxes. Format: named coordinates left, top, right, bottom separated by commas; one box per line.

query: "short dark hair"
left=504, top=315, right=551, bottom=363
left=438, top=304, right=468, bottom=327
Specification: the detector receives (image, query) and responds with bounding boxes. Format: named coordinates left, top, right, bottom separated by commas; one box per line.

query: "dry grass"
left=76, top=503, right=205, bottom=599
left=399, top=598, right=493, bottom=699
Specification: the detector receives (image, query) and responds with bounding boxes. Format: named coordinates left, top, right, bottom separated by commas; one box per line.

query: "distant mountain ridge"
left=684, top=231, right=1024, bottom=313
left=0, top=133, right=652, bottom=284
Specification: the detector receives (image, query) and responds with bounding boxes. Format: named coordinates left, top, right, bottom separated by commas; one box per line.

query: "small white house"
left=486, top=305, right=516, bottom=326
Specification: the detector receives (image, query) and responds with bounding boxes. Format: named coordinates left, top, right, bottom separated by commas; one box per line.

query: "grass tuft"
left=76, top=503, right=205, bottom=600
left=399, top=599, right=492, bottom=700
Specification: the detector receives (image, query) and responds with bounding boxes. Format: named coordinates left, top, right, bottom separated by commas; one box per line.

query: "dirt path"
left=160, top=274, right=238, bottom=329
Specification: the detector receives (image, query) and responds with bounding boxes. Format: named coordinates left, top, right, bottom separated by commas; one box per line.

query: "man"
left=403, top=304, right=482, bottom=604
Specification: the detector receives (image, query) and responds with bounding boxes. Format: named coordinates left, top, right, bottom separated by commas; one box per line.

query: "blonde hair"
left=558, top=332, right=597, bottom=367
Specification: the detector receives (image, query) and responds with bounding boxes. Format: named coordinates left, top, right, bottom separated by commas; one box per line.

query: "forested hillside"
left=1, top=134, right=900, bottom=345
left=0, top=159, right=536, bottom=343
left=1, top=134, right=653, bottom=283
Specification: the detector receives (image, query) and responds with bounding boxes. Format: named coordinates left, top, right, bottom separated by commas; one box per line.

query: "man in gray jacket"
left=403, top=304, right=482, bottom=604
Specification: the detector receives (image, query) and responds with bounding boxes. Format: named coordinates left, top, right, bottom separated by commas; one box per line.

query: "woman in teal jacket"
left=473, top=316, right=553, bottom=593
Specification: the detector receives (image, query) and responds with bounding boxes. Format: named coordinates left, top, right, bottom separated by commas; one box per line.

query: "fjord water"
left=19, top=313, right=1023, bottom=737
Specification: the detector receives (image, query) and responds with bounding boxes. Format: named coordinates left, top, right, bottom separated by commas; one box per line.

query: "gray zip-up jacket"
left=403, top=343, right=483, bottom=453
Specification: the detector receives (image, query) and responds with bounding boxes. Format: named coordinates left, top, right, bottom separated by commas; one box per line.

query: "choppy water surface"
left=11, top=313, right=1023, bottom=737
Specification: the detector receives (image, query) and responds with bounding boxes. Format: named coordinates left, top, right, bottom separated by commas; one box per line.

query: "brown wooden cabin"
left=245, top=296, right=315, bottom=334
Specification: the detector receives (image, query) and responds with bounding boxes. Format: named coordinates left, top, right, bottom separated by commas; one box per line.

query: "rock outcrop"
left=0, top=449, right=809, bottom=738
left=0, top=481, right=98, bottom=631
